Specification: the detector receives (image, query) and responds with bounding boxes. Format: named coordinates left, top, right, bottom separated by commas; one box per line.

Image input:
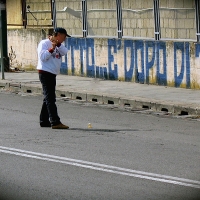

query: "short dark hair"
left=54, top=27, right=71, bottom=37
left=48, top=28, right=54, bottom=36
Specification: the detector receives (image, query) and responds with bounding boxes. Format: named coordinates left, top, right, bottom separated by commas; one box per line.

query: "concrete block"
left=176, top=19, right=184, bottom=29
left=184, top=19, right=194, bottom=29
left=0, top=82, right=6, bottom=88
left=102, top=96, right=120, bottom=105
left=187, top=10, right=195, bottom=19
left=137, top=19, right=143, bottom=28
left=92, top=19, right=98, bottom=28
left=101, top=29, right=108, bottom=36
left=168, top=19, right=176, bottom=28
left=188, top=29, right=196, bottom=40
left=173, top=105, right=197, bottom=116
left=134, top=28, right=141, bottom=37
left=21, top=85, right=42, bottom=94
left=119, top=98, right=136, bottom=108
left=87, top=94, right=103, bottom=103
left=155, top=102, right=175, bottom=113
left=135, top=1, right=142, bottom=9
left=177, top=29, right=187, bottom=39
left=177, top=10, right=188, bottom=19
left=195, top=107, right=200, bottom=115
left=147, top=28, right=154, bottom=38
left=73, top=1, right=81, bottom=10
left=141, top=29, right=147, bottom=38
left=71, top=92, right=87, bottom=101
left=164, top=19, right=169, bottom=28
left=134, top=100, right=152, bottom=110
left=109, top=29, right=116, bottom=37
left=160, top=0, right=167, bottom=7
left=56, top=90, right=72, bottom=99
left=184, top=0, right=193, bottom=8
left=57, top=20, right=63, bottom=28
left=174, top=1, right=184, bottom=8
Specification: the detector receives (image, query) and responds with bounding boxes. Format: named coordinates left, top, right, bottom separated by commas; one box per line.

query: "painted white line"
left=0, top=146, right=200, bottom=189
left=0, top=146, right=198, bottom=185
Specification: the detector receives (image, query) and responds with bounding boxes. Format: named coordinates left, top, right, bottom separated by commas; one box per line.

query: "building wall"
left=7, top=0, right=196, bottom=39
left=7, top=29, right=44, bottom=69
left=25, top=0, right=52, bottom=27
left=7, top=0, right=22, bottom=27
left=159, top=0, right=196, bottom=40
left=6, top=0, right=200, bottom=89
left=7, top=29, right=200, bottom=89
left=62, top=37, right=200, bottom=89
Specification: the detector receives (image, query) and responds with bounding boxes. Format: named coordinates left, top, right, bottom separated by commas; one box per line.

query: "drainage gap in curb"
left=27, top=90, right=32, bottom=93
left=76, top=96, right=82, bottom=100
left=142, top=105, right=149, bottom=109
left=161, top=108, right=168, bottom=112
left=179, top=111, right=188, bottom=116
left=124, top=103, right=130, bottom=107
left=60, top=94, right=66, bottom=97
left=92, top=98, right=98, bottom=102
left=108, top=100, right=114, bottom=105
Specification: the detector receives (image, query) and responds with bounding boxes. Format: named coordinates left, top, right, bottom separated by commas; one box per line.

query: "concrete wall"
left=7, top=29, right=44, bottom=69
left=7, top=29, right=200, bottom=89
left=7, top=0, right=22, bottom=27
left=56, top=0, right=82, bottom=36
left=6, top=0, right=200, bottom=89
left=62, top=37, right=200, bottom=89
left=159, top=0, right=196, bottom=40
left=26, top=0, right=52, bottom=27
left=7, top=0, right=196, bottom=39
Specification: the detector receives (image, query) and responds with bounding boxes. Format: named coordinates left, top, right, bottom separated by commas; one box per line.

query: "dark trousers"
left=39, top=72, right=60, bottom=126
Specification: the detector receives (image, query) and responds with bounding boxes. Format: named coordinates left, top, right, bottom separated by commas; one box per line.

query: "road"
left=0, top=90, right=200, bottom=200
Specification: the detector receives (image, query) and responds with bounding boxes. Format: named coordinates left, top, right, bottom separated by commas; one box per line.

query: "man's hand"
left=49, top=36, right=58, bottom=50
left=49, top=36, right=62, bottom=49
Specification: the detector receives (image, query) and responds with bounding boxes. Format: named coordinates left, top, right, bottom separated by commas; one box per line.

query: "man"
left=37, top=27, right=70, bottom=129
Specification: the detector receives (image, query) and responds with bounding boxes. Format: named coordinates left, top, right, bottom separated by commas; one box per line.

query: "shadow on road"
left=69, top=128, right=141, bottom=132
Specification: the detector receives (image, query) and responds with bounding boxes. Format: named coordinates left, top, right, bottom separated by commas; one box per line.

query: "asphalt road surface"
left=0, top=90, right=200, bottom=200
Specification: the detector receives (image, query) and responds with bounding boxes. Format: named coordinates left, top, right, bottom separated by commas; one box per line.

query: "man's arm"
left=38, top=41, right=55, bottom=62
left=57, top=43, right=68, bottom=56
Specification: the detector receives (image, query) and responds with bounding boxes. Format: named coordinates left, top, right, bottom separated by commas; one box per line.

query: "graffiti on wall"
left=60, top=38, right=200, bottom=88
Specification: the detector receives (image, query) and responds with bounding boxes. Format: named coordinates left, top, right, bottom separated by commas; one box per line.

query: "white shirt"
left=37, top=39, right=68, bottom=75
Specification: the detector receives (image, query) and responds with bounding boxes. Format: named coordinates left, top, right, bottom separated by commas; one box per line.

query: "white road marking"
left=0, top=146, right=200, bottom=189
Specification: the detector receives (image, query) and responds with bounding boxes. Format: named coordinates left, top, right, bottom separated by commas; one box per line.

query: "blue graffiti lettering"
left=146, top=41, right=156, bottom=84
left=195, top=43, right=200, bottom=57
left=124, top=40, right=134, bottom=82
left=86, top=38, right=95, bottom=77
left=156, top=42, right=167, bottom=86
left=185, top=42, right=190, bottom=88
left=174, top=42, right=184, bottom=87
left=79, top=39, right=86, bottom=76
left=108, top=39, right=119, bottom=80
left=62, top=38, right=193, bottom=88
left=96, top=66, right=108, bottom=79
left=135, top=40, right=145, bottom=83
left=69, top=38, right=80, bottom=75
left=174, top=42, right=190, bottom=88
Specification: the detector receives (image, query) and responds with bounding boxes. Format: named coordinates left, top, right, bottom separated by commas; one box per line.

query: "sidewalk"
left=1, top=72, right=200, bottom=116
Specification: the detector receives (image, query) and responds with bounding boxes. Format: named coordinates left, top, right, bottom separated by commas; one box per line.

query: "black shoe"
left=40, top=122, right=51, bottom=127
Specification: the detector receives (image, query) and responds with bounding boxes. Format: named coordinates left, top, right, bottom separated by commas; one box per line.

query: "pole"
left=153, top=0, right=161, bottom=41
left=52, top=0, right=57, bottom=29
left=116, top=0, right=123, bottom=38
left=82, top=0, right=88, bottom=38
left=195, top=0, right=200, bottom=42
left=0, top=2, right=5, bottom=79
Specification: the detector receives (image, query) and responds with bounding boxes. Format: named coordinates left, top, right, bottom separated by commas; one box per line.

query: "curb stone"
left=1, top=81, right=200, bottom=116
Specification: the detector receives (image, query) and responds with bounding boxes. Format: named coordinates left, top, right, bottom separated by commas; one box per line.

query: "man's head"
left=49, top=27, right=71, bottom=43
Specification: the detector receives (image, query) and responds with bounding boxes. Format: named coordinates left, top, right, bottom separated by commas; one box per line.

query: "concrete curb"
left=1, top=81, right=200, bottom=116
